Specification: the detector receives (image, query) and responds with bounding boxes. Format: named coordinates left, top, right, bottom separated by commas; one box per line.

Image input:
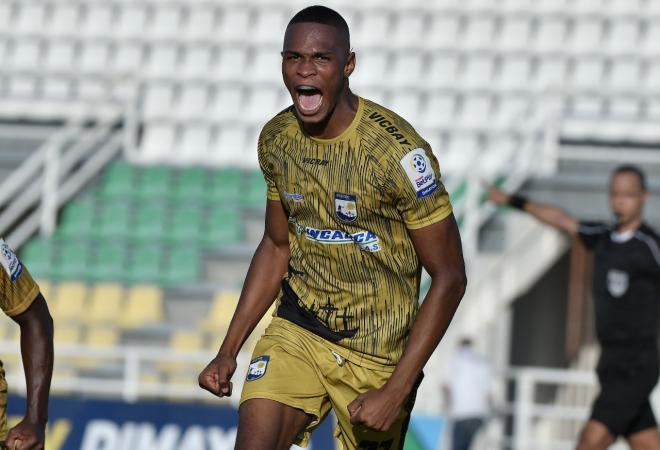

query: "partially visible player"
left=488, top=166, right=660, bottom=450
left=1, top=239, right=54, bottom=450
left=199, top=5, right=467, bottom=450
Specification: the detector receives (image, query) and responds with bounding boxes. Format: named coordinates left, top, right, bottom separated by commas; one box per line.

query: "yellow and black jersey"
left=258, top=97, right=453, bottom=368
left=0, top=239, right=40, bottom=318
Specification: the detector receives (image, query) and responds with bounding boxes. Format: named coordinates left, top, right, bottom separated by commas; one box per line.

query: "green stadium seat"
left=204, top=169, right=243, bottom=205
left=202, top=209, right=242, bottom=248
left=51, top=240, right=91, bottom=280
left=20, top=238, right=56, bottom=279
left=131, top=203, right=167, bottom=242
left=88, top=243, right=127, bottom=282
left=58, top=199, right=96, bottom=238
left=166, top=205, right=204, bottom=244
left=160, top=247, right=202, bottom=286
left=92, top=202, right=131, bottom=239
left=127, top=244, right=163, bottom=283
left=136, top=166, right=172, bottom=201
left=98, top=161, right=136, bottom=199
left=243, top=172, right=267, bottom=209
left=173, top=167, right=207, bottom=201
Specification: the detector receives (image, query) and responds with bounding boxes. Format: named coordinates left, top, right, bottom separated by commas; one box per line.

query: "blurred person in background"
left=198, top=5, right=467, bottom=450
left=443, top=337, right=492, bottom=450
left=0, top=239, right=53, bottom=450
left=488, top=165, right=660, bottom=450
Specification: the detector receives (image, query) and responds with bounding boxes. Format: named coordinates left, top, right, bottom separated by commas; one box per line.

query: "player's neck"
left=616, top=216, right=643, bottom=233
left=302, top=89, right=358, bottom=140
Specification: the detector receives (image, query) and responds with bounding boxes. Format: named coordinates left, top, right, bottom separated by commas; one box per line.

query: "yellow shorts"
left=240, top=317, right=420, bottom=449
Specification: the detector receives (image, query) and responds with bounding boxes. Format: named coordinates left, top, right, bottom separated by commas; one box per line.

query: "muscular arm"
left=349, top=214, right=467, bottom=430
left=387, top=214, right=467, bottom=394
left=218, top=199, right=290, bottom=357
left=6, top=293, right=54, bottom=446
left=488, top=185, right=579, bottom=235
left=199, top=199, right=289, bottom=396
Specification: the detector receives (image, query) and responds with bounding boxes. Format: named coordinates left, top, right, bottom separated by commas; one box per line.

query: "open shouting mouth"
left=295, top=85, right=323, bottom=116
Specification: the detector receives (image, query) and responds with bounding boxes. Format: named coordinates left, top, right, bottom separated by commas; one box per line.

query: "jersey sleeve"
left=577, top=221, right=609, bottom=250
left=389, top=146, right=453, bottom=229
left=257, top=130, right=280, bottom=201
left=0, top=240, right=40, bottom=317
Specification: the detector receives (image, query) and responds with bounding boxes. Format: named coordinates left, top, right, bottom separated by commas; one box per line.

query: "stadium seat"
left=54, top=323, right=82, bottom=346
left=137, top=165, right=173, bottom=201
left=50, top=282, right=88, bottom=323
left=127, top=244, right=163, bottom=284
left=88, top=244, right=127, bottom=282
left=93, top=201, right=131, bottom=240
left=51, top=240, right=91, bottom=281
left=132, top=203, right=168, bottom=243
left=203, top=291, right=240, bottom=332
left=120, top=285, right=164, bottom=329
left=160, top=248, right=202, bottom=286
left=77, top=327, right=120, bottom=369
left=86, top=283, right=125, bottom=326
left=20, top=238, right=56, bottom=279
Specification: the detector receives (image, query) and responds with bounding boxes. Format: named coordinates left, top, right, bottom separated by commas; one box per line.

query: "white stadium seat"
left=0, top=0, right=657, bottom=164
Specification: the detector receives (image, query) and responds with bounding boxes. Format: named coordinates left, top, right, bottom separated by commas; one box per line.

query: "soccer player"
left=199, top=5, right=467, bottom=450
left=488, top=166, right=660, bottom=450
left=0, top=239, right=54, bottom=450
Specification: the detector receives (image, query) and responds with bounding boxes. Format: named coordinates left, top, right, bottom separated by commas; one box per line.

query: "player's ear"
left=344, top=51, right=355, bottom=78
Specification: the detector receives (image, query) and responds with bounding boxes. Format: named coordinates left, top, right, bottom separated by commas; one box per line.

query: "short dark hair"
left=287, top=6, right=350, bottom=52
left=612, top=164, right=647, bottom=191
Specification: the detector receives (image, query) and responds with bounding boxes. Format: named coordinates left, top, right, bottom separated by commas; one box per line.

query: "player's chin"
left=294, top=105, right=330, bottom=125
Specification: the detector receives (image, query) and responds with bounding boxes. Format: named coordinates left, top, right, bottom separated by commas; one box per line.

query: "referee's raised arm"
left=487, top=184, right=579, bottom=236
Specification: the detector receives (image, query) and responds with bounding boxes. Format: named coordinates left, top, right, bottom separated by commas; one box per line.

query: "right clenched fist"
left=198, top=354, right=237, bottom=397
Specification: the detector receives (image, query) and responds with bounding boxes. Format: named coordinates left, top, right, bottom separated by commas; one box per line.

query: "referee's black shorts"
left=591, top=346, right=659, bottom=437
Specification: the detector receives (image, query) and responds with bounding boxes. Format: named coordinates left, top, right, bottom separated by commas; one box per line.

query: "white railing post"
left=513, top=370, right=534, bottom=450
left=39, top=139, right=61, bottom=236
left=123, top=349, right=141, bottom=403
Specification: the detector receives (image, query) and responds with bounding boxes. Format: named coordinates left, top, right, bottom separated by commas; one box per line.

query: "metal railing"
left=0, top=104, right=132, bottom=248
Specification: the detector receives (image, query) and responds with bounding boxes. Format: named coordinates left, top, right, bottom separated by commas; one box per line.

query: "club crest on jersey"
left=0, top=239, right=24, bottom=283
left=334, top=193, right=358, bottom=223
left=246, top=355, right=270, bottom=381
left=400, top=149, right=438, bottom=199
left=607, top=269, right=629, bottom=298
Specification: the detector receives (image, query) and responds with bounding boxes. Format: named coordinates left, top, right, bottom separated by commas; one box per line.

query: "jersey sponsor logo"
left=304, top=227, right=380, bottom=252
left=400, top=149, right=438, bottom=199
left=302, top=157, right=329, bottom=166
left=283, top=191, right=305, bottom=203
left=246, top=355, right=270, bottom=381
left=0, top=239, right=24, bottom=282
left=607, top=269, right=629, bottom=298
left=368, top=112, right=412, bottom=146
left=334, top=193, right=358, bottom=223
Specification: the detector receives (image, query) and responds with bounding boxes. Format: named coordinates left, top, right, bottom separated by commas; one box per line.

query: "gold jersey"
left=259, top=97, right=453, bottom=368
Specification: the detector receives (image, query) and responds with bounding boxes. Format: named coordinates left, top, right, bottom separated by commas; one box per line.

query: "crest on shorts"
left=246, top=355, right=270, bottom=381
left=607, top=269, right=629, bottom=298
left=335, top=193, right=358, bottom=223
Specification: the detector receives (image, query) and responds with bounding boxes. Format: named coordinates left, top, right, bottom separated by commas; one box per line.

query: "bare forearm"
left=218, top=236, right=288, bottom=357
left=387, top=271, right=466, bottom=393
left=18, top=299, right=53, bottom=425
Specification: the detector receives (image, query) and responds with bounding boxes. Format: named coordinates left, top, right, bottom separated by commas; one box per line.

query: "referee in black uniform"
left=489, top=165, right=660, bottom=450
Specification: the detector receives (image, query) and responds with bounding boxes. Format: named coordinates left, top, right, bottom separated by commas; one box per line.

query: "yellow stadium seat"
left=35, top=279, right=52, bottom=301
left=77, top=327, right=120, bottom=370
left=86, top=328, right=119, bottom=348
left=54, top=323, right=82, bottom=346
left=161, top=330, right=204, bottom=373
left=50, top=282, right=88, bottom=323
left=86, top=283, right=124, bottom=325
left=202, top=291, right=239, bottom=332
left=119, top=285, right=164, bottom=329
